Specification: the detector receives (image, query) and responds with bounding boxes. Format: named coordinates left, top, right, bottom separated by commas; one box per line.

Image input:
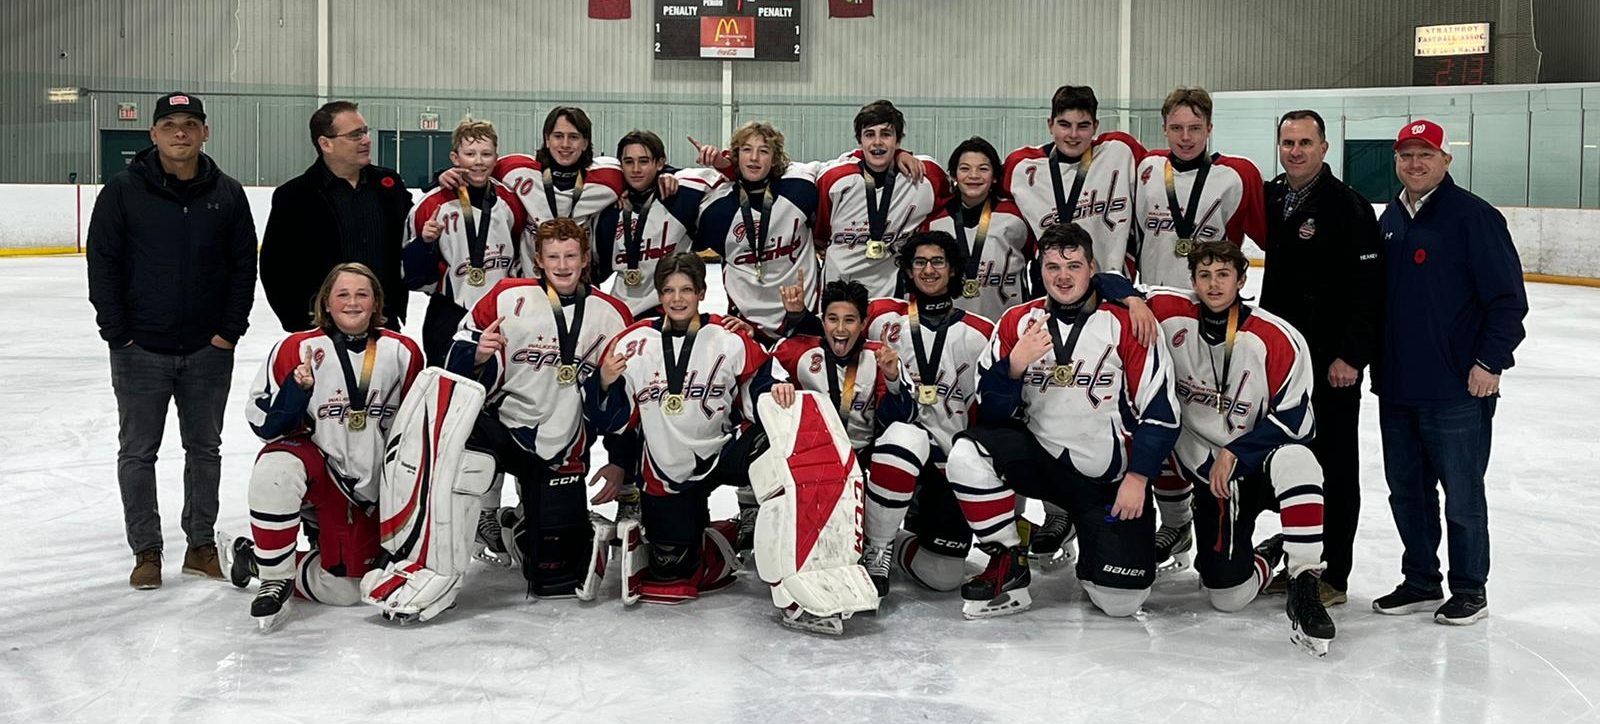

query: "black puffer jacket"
left=86, top=146, right=257, bottom=353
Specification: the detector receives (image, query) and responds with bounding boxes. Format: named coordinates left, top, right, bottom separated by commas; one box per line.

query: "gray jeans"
left=109, top=344, right=235, bottom=553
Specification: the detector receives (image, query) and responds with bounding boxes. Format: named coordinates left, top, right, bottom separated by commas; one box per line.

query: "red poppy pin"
left=381, top=177, right=395, bottom=189
left=1414, top=248, right=1427, bottom=265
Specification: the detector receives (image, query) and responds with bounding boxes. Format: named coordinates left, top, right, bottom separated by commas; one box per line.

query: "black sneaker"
left=1434, top=592, right=1488, bottom=626
left=1372, top=584, right=1444, bottom=615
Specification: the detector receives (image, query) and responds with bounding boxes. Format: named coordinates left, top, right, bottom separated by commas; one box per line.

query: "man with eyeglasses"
left=262, top=100, right=414, bottom=332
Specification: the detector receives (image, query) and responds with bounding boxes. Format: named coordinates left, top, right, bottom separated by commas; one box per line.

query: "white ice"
left=1, top=255, right=1597, bottom=723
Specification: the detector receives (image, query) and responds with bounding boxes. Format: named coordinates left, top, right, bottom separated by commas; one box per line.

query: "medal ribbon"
left=661, top=315, right=702, bottom=397
left=1208, top=304, right=1240, bottom=413
left=544, top=281, right=588, bottom=368
left=738, top=183, right=774, bottom=276
left=861, top=165, right=897, bottom=244
left=331, top=331, right=379, bottom=417
left=821, top=346, right=861, bottom=416
left=542, top=167, right=587, bottom=220
left=954, top=199, right=994, bottom=288
left=1163, top=156, right=1213, bottom=242
left=620, top=192, right=655, bottom=273
left=907, top=298, right=952, bottom=391
left=456, top=186, right=495, bottom=272
left=1045, top=293, right=1098, bottom=375
left=1048, top=145, right=1094, bottom=227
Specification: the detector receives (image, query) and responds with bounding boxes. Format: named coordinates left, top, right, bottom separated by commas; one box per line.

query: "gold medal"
left=866, top=240, right=888, bottom=260
left=917, top=384, right=938, bottom=406
left=1216, top=394, right=1228, bottom=415
left=466, top=267, right=487, bottom=287
left=1051, top=364, right=1074, bottom=386
left=755, top=264, right=765, bottom=283
left=1174, top=238, right=1195, bottom=257
left=622, top=268, right=644, bottom=287
left=663, top=393, right=686, bottom=415
left=346, top=409, right=368, bottom=431
left=556, top=364, right=578, bottom=386
left=961, top=279, right=981, bottom=298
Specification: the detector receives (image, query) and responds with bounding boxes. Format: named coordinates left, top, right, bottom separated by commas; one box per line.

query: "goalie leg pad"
left=518, top=470, right=597, bottom=597
left=750, top=391, right=876, bottom=620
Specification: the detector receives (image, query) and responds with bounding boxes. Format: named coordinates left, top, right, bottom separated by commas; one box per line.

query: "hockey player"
left=584, top=251, right=776, bottom=605
left=814, top=100, right=950, bottom=297
left=923, top=136, right=1036, bottom=321
left=1132, top=86, right=1268, bottom=576
left=1132, top=86, right=1265, bottom=288
left=445, top=217, right=634, bottom=598
left=219, top=263, right=424, bottom=631
left=1147, top=240, right=1335, bottom=655
left=402, top=119, right=527, bottom=366
left=592, top=130, right=710, bottom=318
left=947, top=223, right=1180, bottom=621
left=1003, top=85, right=1145, bottom=277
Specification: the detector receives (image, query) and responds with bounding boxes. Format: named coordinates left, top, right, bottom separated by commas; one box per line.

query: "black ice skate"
left=214, top=531, right=256, bottom=589
left=1154, top=520, right=1195, bottom=577
left=1287, top=570, right=1336, bottom=658
left=1028, top=512, right=1077, bottom=570
left=861, top=543, right=893, bottom=599
left=473, top=507, right=513, bottom=568
left=252, top=577, right=296, bottom=633
left=961, top=544, right=1032, bottom=620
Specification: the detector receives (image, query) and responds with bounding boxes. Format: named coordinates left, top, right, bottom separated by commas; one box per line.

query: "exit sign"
left=117, top=103, right=138, bottom=121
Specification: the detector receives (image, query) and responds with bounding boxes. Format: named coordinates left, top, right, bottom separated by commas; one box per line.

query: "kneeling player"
left=1146, top=241, right=1335, bottom=655
left=446, top=218, right=633, bottom=599
left=585, top=252, right=772, bottom=606
left=221, top=263, right=424, bottom=631
left=947, top=224, right=1179, bottom=620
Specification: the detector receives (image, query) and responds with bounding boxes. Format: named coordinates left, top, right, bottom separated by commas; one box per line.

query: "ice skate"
left=778, top=605, right=846, bottom=636
left=251, top=578, right=295, bottom=633
left=1287, top=570, right=1335, bottom=658
left=1154, top=521, right=1194, bottom=577
left=1028, top=512, right=1077, bottom=570
left=473, top=507, right=513, bottom=567
left=861, top=543, right=893, bottom=598
left=961, top=544, right=1032, bottom=620
left=214, top=531, right=256, bottom=589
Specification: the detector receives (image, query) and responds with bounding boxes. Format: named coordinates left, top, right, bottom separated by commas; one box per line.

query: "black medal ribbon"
left=1048, top=148, right=1091, bottom=227
left=330, top=330, right=376, bottom=417
left=954, top=199, right=993, bottom=286
left=821, top=342, right=862, bottom=414
left=544, top=282, right=588, bottom=368
left=621, top=192, right=654, bottom=273
left=862, top=165, right=897, bottom=243
left=543, top=167, right=587, bottom=220
left=908, top=298, right=953, bottom=390
left=661, top=315, right=702, bottom=396
left=1046, top=293, right=1098, bottom=371
left=461, top=185, right=495, bottom=271
left=738, top=183, right=773, bottom=271
left=1165, top=155, right=1213, bottom=241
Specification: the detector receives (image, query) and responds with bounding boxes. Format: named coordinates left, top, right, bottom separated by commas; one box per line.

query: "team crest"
left=1172, top=329, right=1188, bottom=348
left=1411, top=123, right=1426, bottom=135
left=1298, top=219, right=1316, bottom=240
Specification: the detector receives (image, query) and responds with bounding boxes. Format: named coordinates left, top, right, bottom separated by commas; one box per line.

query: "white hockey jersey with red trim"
left=695, top=166, right=821, bottom=338
left=591, top=170, right=714, bottom=317
left=246, top=328, right=424, bottom=503
left=923, top=199, right=1036, bottom=321
left=767, top=335, right=901, bottom=450
left=492, top=153, right=625, bottom=242
left=1003, top=132, right=1145, bottom=276
left=865, top=298, right=995, bottom=453
left=815, top=154, right=950, bottom=297
left=404, top=182, right=527, bottom=311
left=450, top=280, right=632, bottom=465
left=1132, top=151, right=1266, bottom=288
left=1147, top=289, right=1315, bottom=479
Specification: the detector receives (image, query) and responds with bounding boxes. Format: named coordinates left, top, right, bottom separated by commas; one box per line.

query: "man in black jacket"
left=87, top=92, right=257, bottom=590
left=1259, top=110, right=1383, bottom=606
left=260, top=100, right=412, bottom=332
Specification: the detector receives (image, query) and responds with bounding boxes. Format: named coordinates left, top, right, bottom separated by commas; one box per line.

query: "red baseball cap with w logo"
left=1394, top=119, right=1447, bottom=151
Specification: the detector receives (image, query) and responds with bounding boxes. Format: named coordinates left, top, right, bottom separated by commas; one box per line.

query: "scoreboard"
left=654, top=0, right=802, bottom=62
left=1412, top=22, right=1495, bottom=86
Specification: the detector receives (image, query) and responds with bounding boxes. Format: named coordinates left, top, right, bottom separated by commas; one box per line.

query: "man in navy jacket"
left=1370, top=119, right=1527, bottom=626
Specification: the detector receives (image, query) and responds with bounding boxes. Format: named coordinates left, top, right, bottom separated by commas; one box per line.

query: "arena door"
left=99, top=130, right=152, bottom=183
left=376, top=130, right=452, bottom=190
left=1343, top=139, right=1403, bottom=204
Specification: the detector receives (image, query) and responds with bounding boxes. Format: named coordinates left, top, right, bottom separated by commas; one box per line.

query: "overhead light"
left=47, top=87, right=82, bottom=103
left=1448, top=141, right=1471, bottom=146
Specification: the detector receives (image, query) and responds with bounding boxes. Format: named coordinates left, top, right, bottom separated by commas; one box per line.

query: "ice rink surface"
left=1, top=254, right=1597, bottom=723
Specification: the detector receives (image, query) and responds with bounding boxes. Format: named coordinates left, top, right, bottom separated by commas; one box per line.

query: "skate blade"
left=1291, top=630, right=1330, bottom=658
left=254, top=604, right=292, bottom=633
left=473, top=546, right=513, bottom=568
left=779, top=612, right=844, bottom=636
left=961, top=590, right=1032, bottom=620
left=1155, top=553, right=1192, bottom=579
left=1028, top=545, right=1076, bottom=571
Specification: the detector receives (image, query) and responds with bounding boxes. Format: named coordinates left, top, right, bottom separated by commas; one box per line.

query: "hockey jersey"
left=977, top=298, right=1180, bottom=481
left=492, top=153, right=625, bottom=245
left=1132, top=151, right=1266, bottom=288
left=591, top=172, right=711, bottom=317
left=865, top=298, right=994, bottom=454
left=922, top=199, right=1036, bottom=321
left=766, top=335, right=913, bottom=450
left=695, top=167, right=821, bottom=338
left=585, top=314, right=773, bottom=494
left=246, top=328, right=424, bottom=504
left=1003, top=133, right=1145, bottom=276
left=401, top=182, right=527, bottom=312
left=1147, top=289, right=1316, bottom=481
left=815, top=154, right=950, bottom=297
left=446, top=279, right=633, bottom=467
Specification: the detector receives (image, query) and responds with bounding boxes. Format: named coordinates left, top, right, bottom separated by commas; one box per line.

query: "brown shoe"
left=130, top=548, right=162, bottom=590
left=183, top=543, right=224, bottom=579
left=1318, top=580, right=1348, bottom=607
left=1262, top=569, right=1289, bottom=595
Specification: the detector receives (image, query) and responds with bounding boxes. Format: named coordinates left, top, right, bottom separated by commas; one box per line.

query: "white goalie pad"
left=749, top=391, right=878, bottom=619
left=360, top=368, right=489, bottom=623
